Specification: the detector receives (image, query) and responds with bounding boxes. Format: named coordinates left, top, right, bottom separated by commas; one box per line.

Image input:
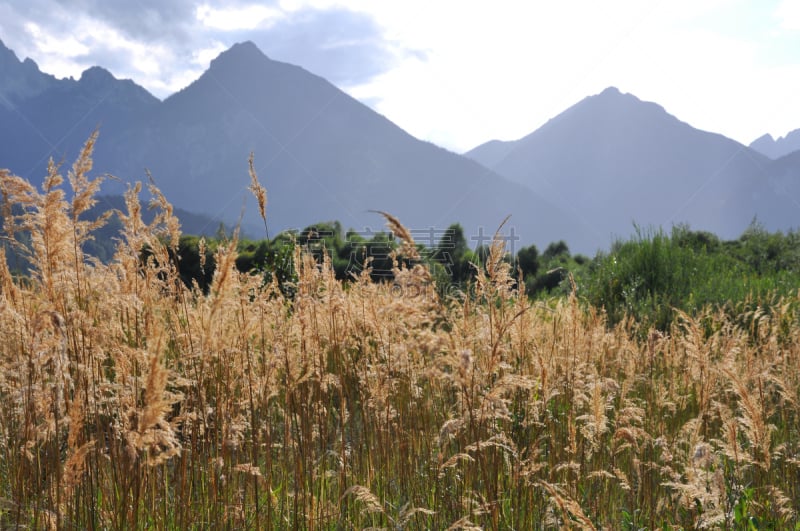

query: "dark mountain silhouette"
left=750, top=129, right=800, bottom=160
left=0, top=38, right=159, bottom=183
left=0, top=39, right=58, bottom=102
left=465, top=87, right=800, bottom=241
left=0, top=40, right=590, bottom=253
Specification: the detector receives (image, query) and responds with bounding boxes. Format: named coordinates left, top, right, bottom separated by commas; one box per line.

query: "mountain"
left=0, top=39, right=58, bottom=103
left=465, top=139, right=516, bottom=170
left=465, top=87, right=799, bottom=241
left=750, top=129, right=800, bottom=159
left=0, top=38, right=160, bottom=184
left=732, top=151, right=800, bottom=232
left=0, top=40, right=592, bottom=253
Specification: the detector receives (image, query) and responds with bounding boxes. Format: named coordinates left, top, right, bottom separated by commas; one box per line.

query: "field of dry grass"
left=1, top=138, right=799, bottom=529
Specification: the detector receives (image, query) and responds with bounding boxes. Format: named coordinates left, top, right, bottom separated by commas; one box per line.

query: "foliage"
left=516, top=243, right=540, bottom=278
left=501, top=223, right=800, bottom=332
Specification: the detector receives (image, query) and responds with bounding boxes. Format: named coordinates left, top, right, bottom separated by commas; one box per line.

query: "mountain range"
left=466, top=88, right=800, bottom=243
left=750, top=130, right=800, bottom=160
left=0, top=39, right=593, bottom=253
left=2, top=38, right=800, bottom=255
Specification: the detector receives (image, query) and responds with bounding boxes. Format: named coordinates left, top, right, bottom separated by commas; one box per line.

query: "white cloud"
left=776, top=0, right=800, bottom=31
left=17, top=22, right=92, bottom=81
left=20, top=15, right=193, bottom=96
left=344, top=1, right=660, bottom=150
left=278, top=0, right=341, bottom=12
left=196, top=3, right=285, bottom=31
left=592, top=4, right=800, bottom=145
left=23, top=21, right=89, bottom=59
left=192, top=41, right=228, bottom=66
left=4, top=0, right=800, bottom=149
left=143, top=40, right=229, bottom=95
left=342, top=0, right=800, bottom=151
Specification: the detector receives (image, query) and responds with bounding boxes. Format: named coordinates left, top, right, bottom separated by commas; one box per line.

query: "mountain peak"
left=0, top=38, right=24, bottom=73
left=77, top=65, right=160, bottom=107
left=599, top=86, right=622, bottom=96
left=592, top=86, right=642, bottom=105
left=80, top=65, right=115, bottom=82
left=77, top=66, right=119, bottom=93
left=750, top=129, right=800, bottom=159
left=210, top=41, right=268, bottom=70
left=0, top=38, right=16, bottom=59
left=0, top=40, right=44, bottom=74
left=468, top=85, right=775, bottom=247
left=0, top=39, right=58, bottom=103
left=229, top=40, right=263, bottom=55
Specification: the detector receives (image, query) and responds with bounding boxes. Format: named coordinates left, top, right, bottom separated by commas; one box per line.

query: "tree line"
left=171, top=219, right=800, bottom=331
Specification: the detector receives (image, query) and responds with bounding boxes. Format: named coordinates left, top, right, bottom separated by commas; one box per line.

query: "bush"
left=582, top=225, right=800, bottom=330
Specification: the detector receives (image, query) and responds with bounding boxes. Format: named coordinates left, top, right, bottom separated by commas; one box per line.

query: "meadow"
left=1, top=137, right=798, bottom=529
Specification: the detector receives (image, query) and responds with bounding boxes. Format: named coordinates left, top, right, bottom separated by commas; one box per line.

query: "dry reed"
left=0, top=139, right=798, bottom=529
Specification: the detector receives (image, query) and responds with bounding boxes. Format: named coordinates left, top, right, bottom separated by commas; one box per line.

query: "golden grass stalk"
left=341, top=485, right=385, bottom=515
left=0, top=247, right=19, bottom=304
left=247, top=152, right=269, bottom=238
left=146, top=177, right=181, bottom=251
left=539, top=480, right=597, bottom=530
left=1, top=137, right=799, bottom=529
left=131, top=350, right=181, bottom=466
left=373, top=209, right=420, bottom=261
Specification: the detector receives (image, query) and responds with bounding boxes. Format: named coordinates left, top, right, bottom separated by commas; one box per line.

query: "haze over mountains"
left=0, top=39, right=594, bottom=252
left=467, top=87, right=800, bottom=243
left=2, top=38, right=800, bottom=255
left=750, top=129, right=800, bottom=160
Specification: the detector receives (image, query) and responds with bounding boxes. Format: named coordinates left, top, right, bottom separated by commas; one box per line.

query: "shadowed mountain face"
left=467, top=87, right=800, bottom=241
left=0, top=40, right=592, bottom=253
left=0, top=41, right=58, bottom=103
left=0, top=38, right=160, bottom=183
left=750, top=129, right=800, bottom=160
left=757, top=149, right=800, bottom=224
left=5, top=39, right=800, bottom=254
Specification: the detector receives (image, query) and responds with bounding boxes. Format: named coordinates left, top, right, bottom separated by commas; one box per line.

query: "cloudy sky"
left=1, top=0, right=799, bottom=152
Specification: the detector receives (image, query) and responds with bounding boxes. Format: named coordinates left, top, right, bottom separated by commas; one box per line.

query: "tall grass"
left=0, top=140, right=799, bottom=528
left=581, top=225, right=800, bottom=332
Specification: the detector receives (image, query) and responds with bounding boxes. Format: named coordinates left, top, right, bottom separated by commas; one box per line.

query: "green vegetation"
left=172, top=218, right=800, bottom=335
left=571, top=223, right=800, bottom=331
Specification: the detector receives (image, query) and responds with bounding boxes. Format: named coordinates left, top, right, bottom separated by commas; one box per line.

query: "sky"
left=1, top=0, right=799, bottom=153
